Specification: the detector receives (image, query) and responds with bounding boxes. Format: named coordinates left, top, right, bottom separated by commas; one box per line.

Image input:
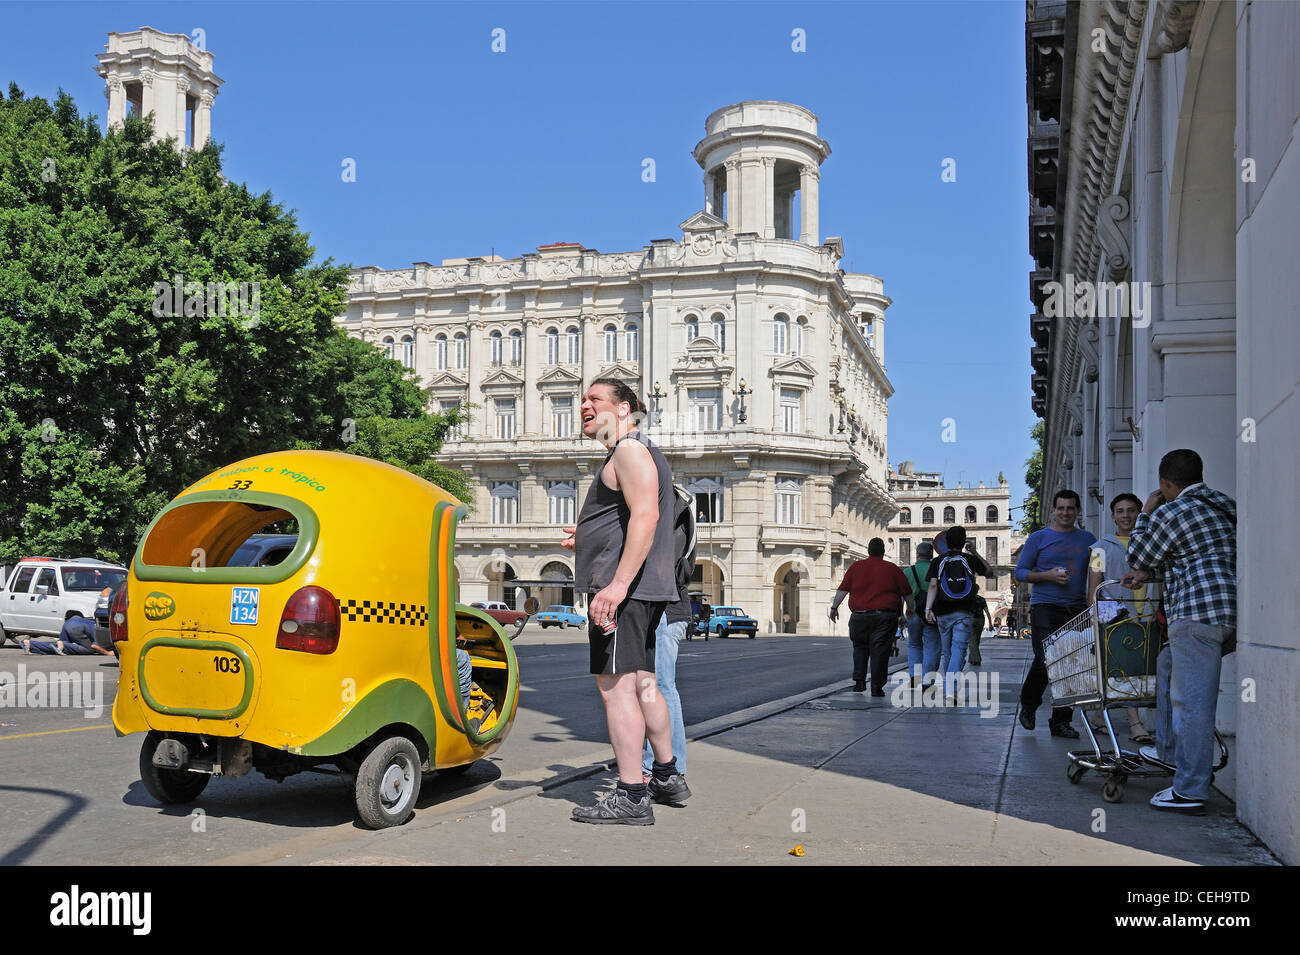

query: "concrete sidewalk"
left=252, top=639, right=1279, bottom=866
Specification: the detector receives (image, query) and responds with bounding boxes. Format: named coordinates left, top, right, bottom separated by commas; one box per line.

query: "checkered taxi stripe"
left=339, top=599, right=428, bottom=626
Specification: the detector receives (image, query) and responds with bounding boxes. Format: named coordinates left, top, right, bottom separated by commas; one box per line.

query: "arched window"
left=546, top=328, right=560, bottom=365
left=943, top=506, right=956, bottom=524
left=965, top=505, right=977, bottom=523
left=684, top=315, right=699, bottom=342
left=509, top=329, right=522, bottom=365
left=566, top=326, right=580, bottom=363
left=793, top=317, right=806, bottom=356
left=453, top=333, right=466, bottom=369
left=900, top=507, right=912, bottom=525
left=986, top=505, right=999, bottom=523
left=922, top=506, right=935, bottom=525
left=625, top=322, right=639, bottom=361
left=434, top=334, right=448, bottom=370
left=382, top=336, right=395, bottom=361
left=711, top=313, right=725, bottom=349
left=400, top=335, right=414, bottom=369
left=489, top=330, right=503, bottom=365
left=773, top=314, right=789, bottom=355
left=604, top=324, right=618, bottom=362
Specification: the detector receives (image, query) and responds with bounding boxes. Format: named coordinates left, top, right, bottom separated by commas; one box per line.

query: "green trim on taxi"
left=137, top=636, right=255, bottom=720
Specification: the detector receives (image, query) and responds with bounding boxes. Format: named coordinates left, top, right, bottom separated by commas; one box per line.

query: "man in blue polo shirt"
left=1014, top=489, right=1096, bottom=737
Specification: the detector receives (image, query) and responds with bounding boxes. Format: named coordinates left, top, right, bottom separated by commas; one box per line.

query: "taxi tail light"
left=109, top=586, right=129, bottom=643
left=276, top=586, right=340, bottom=654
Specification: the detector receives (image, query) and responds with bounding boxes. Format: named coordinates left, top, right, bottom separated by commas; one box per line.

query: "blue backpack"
left=935, top=552, right=975, bottom=601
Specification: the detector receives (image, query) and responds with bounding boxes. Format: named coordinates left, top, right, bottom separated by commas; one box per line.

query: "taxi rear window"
left=135, top=493, right=319, bottom=584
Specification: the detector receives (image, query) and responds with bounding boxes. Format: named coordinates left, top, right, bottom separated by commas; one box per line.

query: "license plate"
left=230, top=587, right=260, bottom=625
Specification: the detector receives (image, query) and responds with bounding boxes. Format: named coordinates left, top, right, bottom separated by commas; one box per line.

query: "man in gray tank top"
left=562, top=378, right=690, bottom=824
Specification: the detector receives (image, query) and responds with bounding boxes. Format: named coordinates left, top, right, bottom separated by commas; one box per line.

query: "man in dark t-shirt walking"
left=829, top=538, right=912, bottom=696
left=562, top=378, right=688, bottom=825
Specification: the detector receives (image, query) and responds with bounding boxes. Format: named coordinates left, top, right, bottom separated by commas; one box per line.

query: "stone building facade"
left=338, top=102, right=898, bottom=633
left=1026, top=0, right=1299, bottom=861
left=94, top=28, right=221, bottom=149
left=886, top=463, right=1014, bottom=610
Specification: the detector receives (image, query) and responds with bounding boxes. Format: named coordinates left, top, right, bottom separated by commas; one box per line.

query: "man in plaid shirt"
left=1123, top=449, right=1236, bottom=814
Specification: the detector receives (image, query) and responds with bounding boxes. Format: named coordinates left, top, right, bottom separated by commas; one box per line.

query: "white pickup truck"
left=0, top=558, right=127, bottom=644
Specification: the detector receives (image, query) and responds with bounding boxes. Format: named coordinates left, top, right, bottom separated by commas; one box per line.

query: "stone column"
left=582, top=311, right=598, bottom=380
left=799, top=165, right=820, bottom=246
left=412, top=321, right=430, bottom=386
left=523, top=298, right=540, bottom=434
left=724, top=159, right=739, bottom=230
left=466, top=299, right=484, bottom=436
left=197, top=91, right=214, bottom=148
left=105, top=78, right=125, bottom=128
left=175, top=78, right=190, bottom=146
left=762, top=158, right=775, bottom=239
left=140, top=69, right=156, bottom=122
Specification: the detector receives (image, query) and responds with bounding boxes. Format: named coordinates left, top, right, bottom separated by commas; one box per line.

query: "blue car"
left=704, top=606, right=758, bottom=638
left=535, top=605, right=587, bottom=629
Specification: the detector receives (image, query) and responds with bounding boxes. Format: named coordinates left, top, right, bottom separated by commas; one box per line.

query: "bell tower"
left=95, top=27, right=223, bottom=150
left=692, top=102, right=831, bottom=245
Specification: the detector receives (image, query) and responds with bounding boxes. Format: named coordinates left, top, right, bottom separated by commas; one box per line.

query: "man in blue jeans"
left=924, top=526, right=992, bottom=705
left=1122, top=449, right=1236, bottom=814
left=642, top=602, right=691, bottom=786
left=904, top=542, right=940, bottom=686
left=1014, top=489, right=1096, bottom=737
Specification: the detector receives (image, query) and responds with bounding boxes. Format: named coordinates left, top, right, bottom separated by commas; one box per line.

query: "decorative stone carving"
left=691, top=233, right=715, bottom=256
left=375, top=271, right=414, bottom=291
left=1151, top=0, right=1199, bottom=54
left=1096, top=194, right=1131, bottom=278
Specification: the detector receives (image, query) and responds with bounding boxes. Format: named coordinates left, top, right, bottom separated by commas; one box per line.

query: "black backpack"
left=672, top=485, right=697, bottom=591
left=935, top=552, right=975, bottom=601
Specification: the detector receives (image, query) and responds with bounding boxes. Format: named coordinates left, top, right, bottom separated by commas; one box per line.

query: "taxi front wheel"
left=356, top=736, right=422, bottom=829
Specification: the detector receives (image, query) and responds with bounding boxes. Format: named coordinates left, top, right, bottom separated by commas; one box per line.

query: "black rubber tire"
left=1066, top=764, right=1086, bottom=785
left=1102, top=778, right=1125, bottom=803
left=748, top=633, right=755, bottom=639
left=138, top=732, right=211, bottom=804
left=355, top=735, right=422, bottom=829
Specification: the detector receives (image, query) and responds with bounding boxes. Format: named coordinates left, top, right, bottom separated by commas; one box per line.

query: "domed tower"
left=692, top=102, right=831, bottom=245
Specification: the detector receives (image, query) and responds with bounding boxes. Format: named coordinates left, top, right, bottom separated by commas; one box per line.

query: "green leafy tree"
left=1019, top=420, right=1044, bottom=535
left=0, top=86, right=463, bottom=564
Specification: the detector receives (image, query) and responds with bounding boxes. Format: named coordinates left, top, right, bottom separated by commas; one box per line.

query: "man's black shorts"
left=588, top=597, right=667, bottom=675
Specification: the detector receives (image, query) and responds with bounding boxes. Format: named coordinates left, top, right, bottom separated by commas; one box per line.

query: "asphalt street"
left=0, top=627, right=858, bottom=865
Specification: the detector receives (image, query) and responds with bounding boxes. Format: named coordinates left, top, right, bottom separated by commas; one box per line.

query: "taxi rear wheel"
left=138, top=733, right=211, bottom=805
left=356, top=736, right=422, bottom=829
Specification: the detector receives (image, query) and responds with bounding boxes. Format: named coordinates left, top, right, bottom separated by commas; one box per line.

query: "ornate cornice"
left=1151, top=0, right=1200, bottom=54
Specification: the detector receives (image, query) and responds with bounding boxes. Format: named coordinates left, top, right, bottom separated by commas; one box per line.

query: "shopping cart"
left=1042, top=582, right=1228, bottom=803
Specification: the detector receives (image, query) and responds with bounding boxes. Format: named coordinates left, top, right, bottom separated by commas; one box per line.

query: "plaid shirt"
left=1126, top=484, right=1237, bottom=627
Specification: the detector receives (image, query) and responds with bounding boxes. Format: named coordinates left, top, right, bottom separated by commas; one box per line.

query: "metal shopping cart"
left=1042, top=582, right=1228, bottom=803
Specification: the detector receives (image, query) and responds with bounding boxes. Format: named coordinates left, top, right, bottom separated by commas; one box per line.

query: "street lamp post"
left=735, top=378, right=750, bottom=425
left=649, top=380, right=667, bottom=428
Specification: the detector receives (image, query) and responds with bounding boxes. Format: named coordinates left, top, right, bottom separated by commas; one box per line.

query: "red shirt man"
left=828, top=538, right=912, bottom=694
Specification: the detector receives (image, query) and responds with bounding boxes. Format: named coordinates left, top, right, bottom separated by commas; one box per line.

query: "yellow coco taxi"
left=111, top=450, right=527, bottom=828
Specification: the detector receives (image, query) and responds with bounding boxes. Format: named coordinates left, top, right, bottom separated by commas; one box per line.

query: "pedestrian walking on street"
left=904, top=541, right=941, bottom=686
left=828, top=537, right=911, bottom=696
left=1014, top=489, right=1096, bottom=737
left=1122, top=449, right=1237, bottom=815
left=924, top=526, right=993, bottom=703
left=562, top=378, right=689, bottom=825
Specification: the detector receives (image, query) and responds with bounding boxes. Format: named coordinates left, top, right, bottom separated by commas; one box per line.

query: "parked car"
left=471, top=600, right=530, bottom=636
left=1, top=557, right=128, bottom=644
left=227, top=533, right=299, bottom=568
left=702, top=605, right=757, bottom=639
left=534, top=605, right=586, bottom=629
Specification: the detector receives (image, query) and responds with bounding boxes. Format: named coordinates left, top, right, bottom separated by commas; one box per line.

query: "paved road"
left=0, top=632, right=858, bottom=864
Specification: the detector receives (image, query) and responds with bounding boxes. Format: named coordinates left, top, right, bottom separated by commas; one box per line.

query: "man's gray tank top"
left=575, top=430, right=676, bottom=601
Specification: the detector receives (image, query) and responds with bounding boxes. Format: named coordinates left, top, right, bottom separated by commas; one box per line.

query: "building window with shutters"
left=688, top=387, right=721, bottom=432
left=453, top=333, right=466, bottom=369
left=687, top=477, right=723, bottom=522
left=943, top=505, right=956, bottom=524
left=922, top=506, right=934, bottom=525
left=509, top=329, right=522, bottom=365
left=684, top=315, right=699, bottom=342
left=551, top=395, right=573, bottom=437
left=566, top=326, right=581, bottom=364
left=546, top=328, right=560, bottom=365
left=625, top=322, right=639, bottom=361
left=780, top=388, right=802, bottom=433
left=494, top=398, right=516, bottom=439
left=899, top=538, right=912, bottom=567
left=899, top=507, right=912, bottom=525
left=775, top=477, right=802, bottom=525
left=604, top=324, right=618, bottom=363
left=547, top=480, right=576, bottom=525
left=987, top=505, right=999, bottom=523
left=793, top=317, right=805, bottom=356
left=985, top=537, right=999, bottom=588
left=435, top=334, right=448, bottom=371
left=489, top=330, right=503, bottom=366
left=400, top=335, right=414, bottom=369
left=437, top=400, right=465, bottom=441
left=382, top=336, right=395, bottom=360
left=773, top=315, right=788, bottom=355
left=965, top=505, right=977, bottom=523
left=711, top=313, right=725, bottom=349
left=490, top=482, right=519, bottom=525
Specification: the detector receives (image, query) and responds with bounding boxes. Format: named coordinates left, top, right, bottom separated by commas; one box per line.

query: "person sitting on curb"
left=1122, top=449, right=1237, bottom=815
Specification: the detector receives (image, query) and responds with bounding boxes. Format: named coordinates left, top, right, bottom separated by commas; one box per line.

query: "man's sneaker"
left=1018, top=706, right=1036, bottom=731
left=1050, top=723, right=1081, bottom=739
left=852, top=681, right=866, bottom=692
left=648, top=774, right=692, bottom=805
left=1149, top=786, right=1205, bottom=814
left=571, top=789, right=655, bottom=825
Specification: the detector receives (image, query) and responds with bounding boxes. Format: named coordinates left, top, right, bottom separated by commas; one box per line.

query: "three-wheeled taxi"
left=111, top=450, right=522, bottom=828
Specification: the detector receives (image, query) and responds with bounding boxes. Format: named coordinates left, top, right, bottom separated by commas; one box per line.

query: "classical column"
left=140, top=69, right=156, bottom=121
left=105, top=78, right=125, bottom=128
left=799, top=164, right=820, bottom=245
left=523, top=312, right=540, bottom=435
left=412, top=321, right=431, bottom=385
left=763, top=158, right=775, bottom=239
left=174, top=78, right=190, bottom=146
left=724, top=159, right=739, bottom=230
left=582, top=311, right=598, bottom=380
left=197, top=91, right=214, bottom=148
left=467, top=301, right=484, bottom=436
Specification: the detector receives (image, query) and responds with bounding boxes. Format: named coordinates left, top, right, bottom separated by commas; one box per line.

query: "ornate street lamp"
left=735, top=378, right=750, bottom=424
left=649, top=380, right=667, bottom=427
left=837, top=394, right=846, bottom=434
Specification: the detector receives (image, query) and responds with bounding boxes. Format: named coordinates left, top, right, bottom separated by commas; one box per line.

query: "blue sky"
left=1, top=0, right=1038, bottom=511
